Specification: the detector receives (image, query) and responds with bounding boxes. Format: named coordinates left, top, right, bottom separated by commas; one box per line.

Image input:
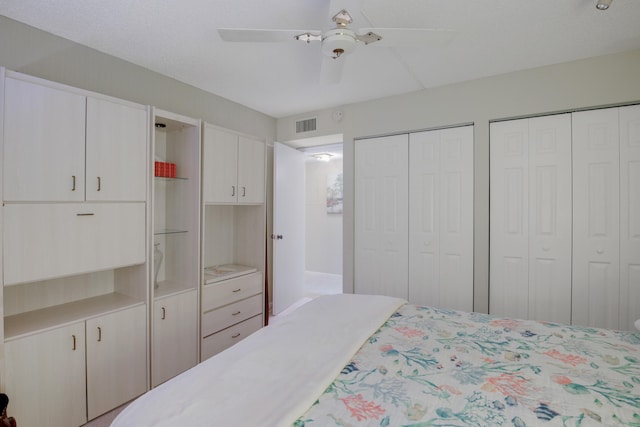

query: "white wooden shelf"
left=4, top=292, right=144, bottom=341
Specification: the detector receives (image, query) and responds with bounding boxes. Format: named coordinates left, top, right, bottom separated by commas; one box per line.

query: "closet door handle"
left=72, top=334, right=77, bottom=351
left=231, top=186, right=236, bottom=196
left=161, top=307, right=166, bottom=320
left=242, top=186, right=246, bottom=197
left=71, top=175, right=76, bottom=191
left=97, top=176, right=101, bottom=191
left=97, top=327, right=102, bottom=342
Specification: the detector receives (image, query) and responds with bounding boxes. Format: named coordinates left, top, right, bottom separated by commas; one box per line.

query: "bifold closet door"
left=490, top=114, right=572, bottom=323
left=620, top=105, right=640, bottom=331
left=409, top=126, right=473, bottom=311
left=572, top=108, right=620, bottom=329
left=354, top=134, right=409, bottom=298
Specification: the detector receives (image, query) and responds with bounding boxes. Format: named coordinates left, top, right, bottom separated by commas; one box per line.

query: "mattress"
left=112, top=294, right=640, bottom=427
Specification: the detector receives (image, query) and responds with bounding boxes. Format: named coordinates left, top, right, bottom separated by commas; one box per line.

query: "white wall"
left=305, top=158, right=343, bottom=275
left=277, top=48, right=640, bottom=313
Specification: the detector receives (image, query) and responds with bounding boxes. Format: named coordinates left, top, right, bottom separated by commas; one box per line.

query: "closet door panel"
left=490, top=120, right=530, bottom=319
left=528, top=114, right=572, bottom=324
left=439, top=126, right=474, bottom=311
left=572, top=108, right=620, bottom=329
left=409, top=131, right=440, bottom=305
left=619, top=104, right=640, bottom=331
left=355, top=135, right=409, bottom=299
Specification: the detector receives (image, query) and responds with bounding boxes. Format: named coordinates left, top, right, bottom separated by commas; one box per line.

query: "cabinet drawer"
left=202, top=294, right=263, bottom=337
left=201, top=315, right=263, bottom=361
left=202, top=272, right=262, bottom=311
left=3, top=203, right=146, bottom=285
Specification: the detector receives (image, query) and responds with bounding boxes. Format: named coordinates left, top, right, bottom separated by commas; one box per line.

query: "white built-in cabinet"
left=355, top=126, right=474, bottom=311
left=202, top=124, right=266, bottom=204
left=150, top=110, right=201, bottom=387
left=490, top=105, right=640, bottom=331
left=490, top=114, right=573, bottom=324
left=3, top=77, right=147, bottom=202
left=1, top=69, right=149, bottom=425
left=200, top=123, right=266, bottom=360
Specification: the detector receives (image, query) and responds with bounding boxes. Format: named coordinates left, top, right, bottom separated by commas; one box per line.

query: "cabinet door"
left=237, top=136, right=265, bottom=203
left=3, top=202, right=146, bottom=285
left=86, top=304, right=147, bottom=420
left=572, top=108, right=620, bottom=329
left=152, top=290, right=198, bottom=387
left=4, top=323, right=87, bottom=427
left=202, top=125, right=238, bottom=203
left=86, top=97, right=147, bottom=201
left=354, top=134, right=409, bottom=299
left=3, top=77, right=86, bottom=202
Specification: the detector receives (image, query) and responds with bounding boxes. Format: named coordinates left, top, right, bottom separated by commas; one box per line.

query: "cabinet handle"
left=232, top=288, right=242, bottom=293
left=242, top=186, right=246, bottom=197
left=161, top=307, right=166, bottom=320
left=231, top=186, right=236, bottom=196
left=97, top=326, right=102, bottom=342
left=76, top=213, right=95, bottom=216
left=97, top=176, right=101, bottom=192
left=231, top=333, right=241, bottom=339
left=232, top=311, right=241, bottom=316
left=72, top=334, right=77, bottom=351
left=71, top=175, right=76, bottom=191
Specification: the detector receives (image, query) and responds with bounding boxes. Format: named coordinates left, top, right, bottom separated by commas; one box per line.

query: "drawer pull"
left=232, top=311, right=241, bottom=316
left=232, top=288, right=242, bottom=293
left=77, top=213, right=95, bottom=216
left=231, top=333, right=241, bottom=339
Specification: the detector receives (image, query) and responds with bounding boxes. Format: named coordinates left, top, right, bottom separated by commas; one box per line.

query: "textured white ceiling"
left=1, top=0, right=639, bottom=118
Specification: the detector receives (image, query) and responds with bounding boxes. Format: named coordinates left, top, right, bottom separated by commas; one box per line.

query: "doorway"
left=268, top=138, right=343, bottom=316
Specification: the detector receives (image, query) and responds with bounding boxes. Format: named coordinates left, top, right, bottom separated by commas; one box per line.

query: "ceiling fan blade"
left=218, top=28, right=320, bottom=43
left=320, top=55, right=345, bottom=84
left=359, top=28, right=457, bottom=47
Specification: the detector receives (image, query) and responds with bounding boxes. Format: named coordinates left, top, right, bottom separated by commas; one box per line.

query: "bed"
left=111, top=294, right=640, bottom=426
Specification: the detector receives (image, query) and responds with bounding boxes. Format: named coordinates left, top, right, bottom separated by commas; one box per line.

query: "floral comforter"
left=295, top=304, right=640, bottom=427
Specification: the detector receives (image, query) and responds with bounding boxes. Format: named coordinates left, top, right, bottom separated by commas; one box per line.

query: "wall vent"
left=295, top=117, right=317, bottom=133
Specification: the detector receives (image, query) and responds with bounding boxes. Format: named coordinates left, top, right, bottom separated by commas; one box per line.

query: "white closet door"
left=355, top=134, right=409, bottom=299
left=439, top=126, right=474, bottom=311
left=528, top=114, right=572, bottom=324
left=572, top=108, right=620, bottom=329
left=409, top=130, right=440, bottom=305
left=619, top=104, right=640, bottom=331
left=490, top=119, right=530, bottom=319
left=409, top=126, right=473, bottom=311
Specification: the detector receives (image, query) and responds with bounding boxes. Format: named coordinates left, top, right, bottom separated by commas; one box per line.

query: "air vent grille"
left=295, top=117, right=317, bottom=133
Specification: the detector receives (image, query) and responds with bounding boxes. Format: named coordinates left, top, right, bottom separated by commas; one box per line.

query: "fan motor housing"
left=322, top=28, right=357, bottom=57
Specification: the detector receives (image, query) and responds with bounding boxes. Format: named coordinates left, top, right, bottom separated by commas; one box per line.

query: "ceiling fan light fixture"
left=322, top=28, right=357, bottom=58
left=596, top=0, right=613, bottom=10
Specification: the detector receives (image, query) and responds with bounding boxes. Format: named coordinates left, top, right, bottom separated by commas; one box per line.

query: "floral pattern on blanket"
left=294, top=304, right=640, bottom=426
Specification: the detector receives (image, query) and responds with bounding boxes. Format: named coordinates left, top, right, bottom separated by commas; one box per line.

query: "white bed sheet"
left=111, top=294, right=405, bottom=427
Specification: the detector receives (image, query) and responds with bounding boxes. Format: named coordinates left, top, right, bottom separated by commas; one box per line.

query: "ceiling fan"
left=217, top=9, right=455, bottom=84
